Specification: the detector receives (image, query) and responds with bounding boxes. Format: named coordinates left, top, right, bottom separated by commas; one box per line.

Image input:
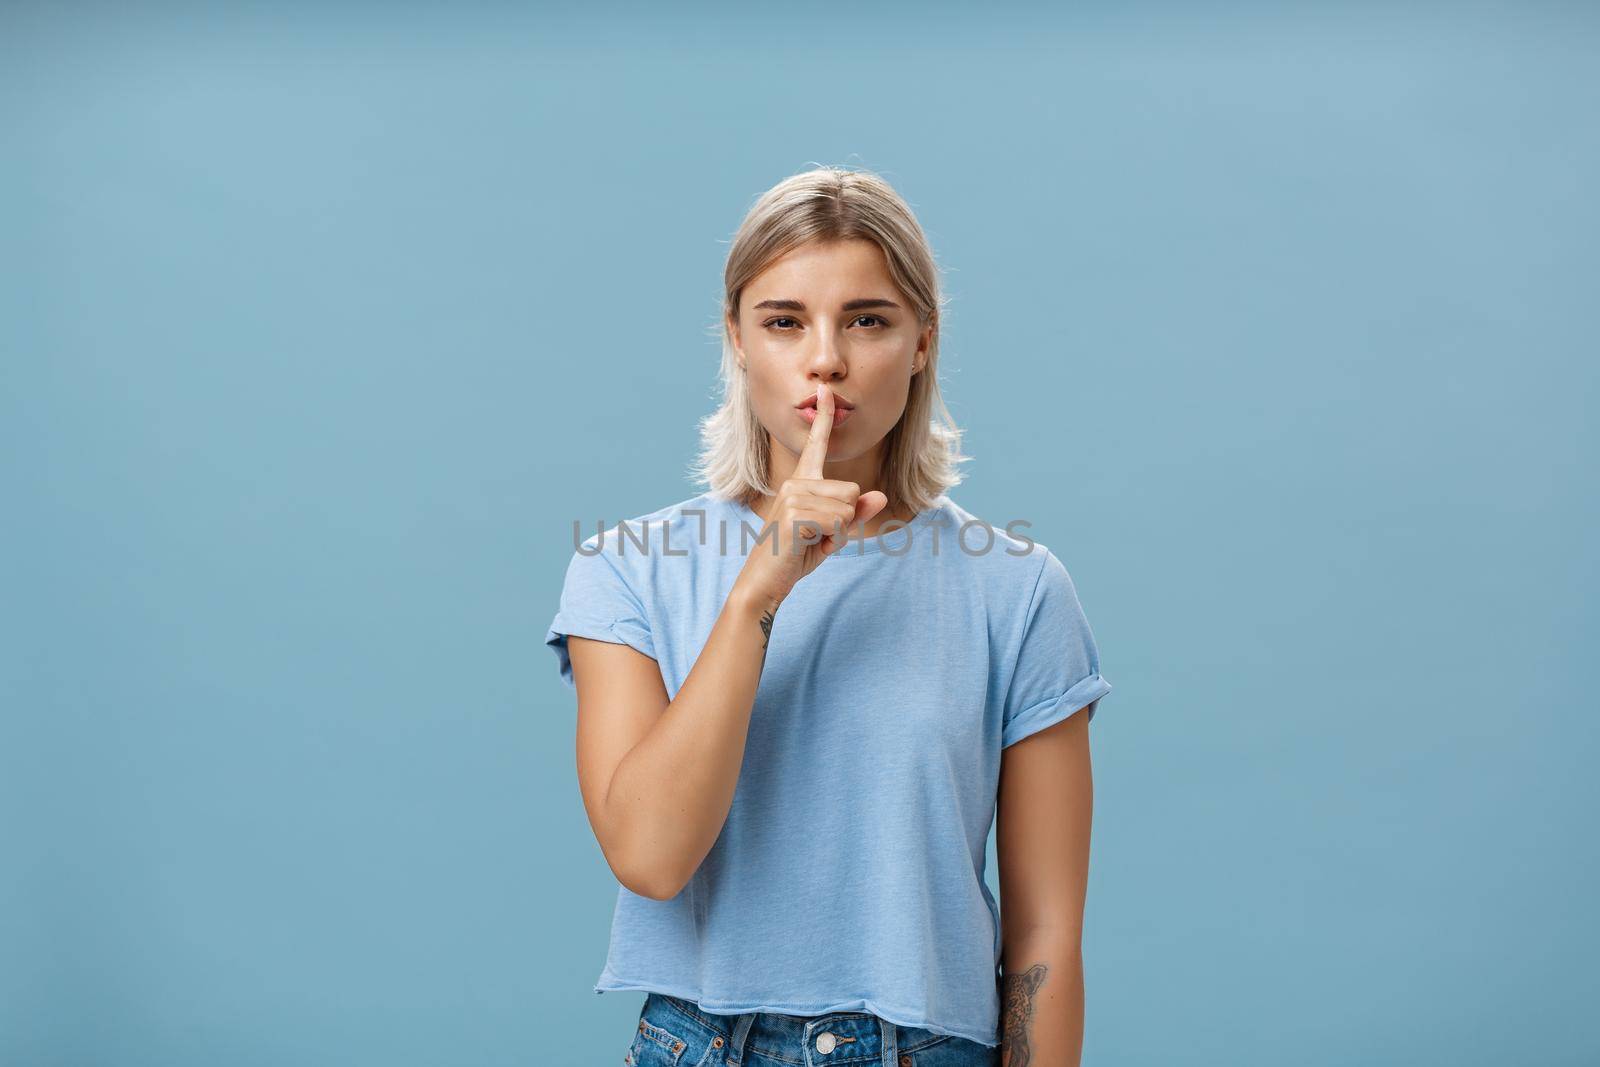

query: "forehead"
left=744, top=238, right=896, bottom=298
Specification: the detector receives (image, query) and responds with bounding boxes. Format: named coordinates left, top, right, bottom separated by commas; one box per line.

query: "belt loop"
left=726, top=1012, right=756, bottom=1066
left=879, top=1015, right=897, bottom=1067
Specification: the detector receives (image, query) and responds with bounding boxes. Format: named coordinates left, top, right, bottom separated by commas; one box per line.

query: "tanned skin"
left=996, top=705, right=1095, bottom=1065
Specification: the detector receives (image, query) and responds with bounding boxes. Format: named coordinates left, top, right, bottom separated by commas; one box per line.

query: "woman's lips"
left=797, top=405, right=853, bottom=426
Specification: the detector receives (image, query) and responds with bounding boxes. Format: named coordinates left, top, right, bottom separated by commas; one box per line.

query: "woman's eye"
left=854, top=314, right=888, bottom=329
left=765, top=317, right=798, bottom=330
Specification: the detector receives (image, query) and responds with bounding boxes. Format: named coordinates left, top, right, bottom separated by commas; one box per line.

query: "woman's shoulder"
left=933, top=495, right=1059, bottom=588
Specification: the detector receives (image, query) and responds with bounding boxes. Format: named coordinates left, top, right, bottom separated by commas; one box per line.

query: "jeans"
left=624, top=992, right=1000, bottom=1067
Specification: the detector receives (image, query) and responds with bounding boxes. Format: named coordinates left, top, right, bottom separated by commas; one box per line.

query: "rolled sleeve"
left=1000, top=548, right=1112, bottom=748
left=544, top=544, right=656, bottom=689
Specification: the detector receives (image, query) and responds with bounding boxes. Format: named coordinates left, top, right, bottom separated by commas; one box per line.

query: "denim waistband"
left=647, top=991, right=958, bottom=1067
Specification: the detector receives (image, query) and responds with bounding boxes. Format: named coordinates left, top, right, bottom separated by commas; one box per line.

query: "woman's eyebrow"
left=751, top=298, right=903, bottom=312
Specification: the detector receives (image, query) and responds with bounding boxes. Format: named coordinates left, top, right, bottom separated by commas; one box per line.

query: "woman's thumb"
left=856, top=490, right=889, bottom=527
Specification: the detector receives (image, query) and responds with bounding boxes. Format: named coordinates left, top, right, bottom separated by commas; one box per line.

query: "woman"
left=545, top=166, right=1111, bottom=1067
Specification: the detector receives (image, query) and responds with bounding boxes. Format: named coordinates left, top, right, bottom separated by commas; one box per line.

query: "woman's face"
left=728, top=238, right=932, bottom=478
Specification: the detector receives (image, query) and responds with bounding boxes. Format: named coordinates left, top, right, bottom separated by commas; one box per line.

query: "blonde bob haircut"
left=691, top=165, right=969, bottom=519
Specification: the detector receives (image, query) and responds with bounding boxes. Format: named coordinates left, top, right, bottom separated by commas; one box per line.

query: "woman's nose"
left=805, top=331, right=847, bottom=374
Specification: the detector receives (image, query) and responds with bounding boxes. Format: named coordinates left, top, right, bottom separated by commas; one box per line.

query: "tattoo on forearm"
left=1000, top=962, right=1047, bottom=1067
left=757, top=605, right=777, bottom=670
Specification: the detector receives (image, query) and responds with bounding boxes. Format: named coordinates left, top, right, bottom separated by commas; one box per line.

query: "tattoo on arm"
left=1000, top=962, right=1048, bottom=1067
left=757, top=605, right=777, bottom=671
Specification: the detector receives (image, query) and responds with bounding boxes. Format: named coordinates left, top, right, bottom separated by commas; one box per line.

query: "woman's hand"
left=733, top=382, right=888, bottom=607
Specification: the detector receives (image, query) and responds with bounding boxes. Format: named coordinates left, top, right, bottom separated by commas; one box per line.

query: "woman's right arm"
left=570, top=383, right=881, bottom=900
left=569, top=580, right=779, bottom=900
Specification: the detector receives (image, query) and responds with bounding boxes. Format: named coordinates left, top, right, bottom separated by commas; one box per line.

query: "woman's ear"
left=913, top=320, right=934, bottom=374
left=726, top=312, right=744, bottom=368
left=915, top=316, right=934, bottom=375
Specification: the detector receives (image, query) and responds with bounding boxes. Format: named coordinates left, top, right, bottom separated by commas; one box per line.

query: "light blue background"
left=3, top=4, right=1594, bottom=1065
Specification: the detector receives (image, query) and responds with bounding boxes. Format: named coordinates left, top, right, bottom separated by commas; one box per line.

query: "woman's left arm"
left=995, top=704, right=1095, bottom=1067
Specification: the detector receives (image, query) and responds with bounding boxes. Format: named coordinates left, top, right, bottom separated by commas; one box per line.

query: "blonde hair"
left=690, top=165, right=969, bottom=518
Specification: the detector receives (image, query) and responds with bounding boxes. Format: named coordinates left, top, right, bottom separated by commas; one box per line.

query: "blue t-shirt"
left=544, top=490, right=1111, bottom=1048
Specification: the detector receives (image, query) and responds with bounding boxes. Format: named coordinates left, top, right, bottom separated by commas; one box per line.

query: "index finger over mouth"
left=794, top=382, right=834, bottom=479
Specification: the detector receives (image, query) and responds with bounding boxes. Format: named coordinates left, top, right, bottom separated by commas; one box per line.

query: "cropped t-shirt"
left=543, top=490, right=1111, bottom=1048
